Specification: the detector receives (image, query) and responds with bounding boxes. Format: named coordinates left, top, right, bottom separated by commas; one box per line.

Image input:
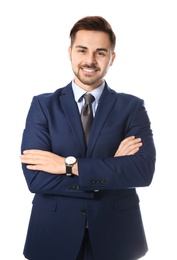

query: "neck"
left=73, top=78, right=104, bottom=92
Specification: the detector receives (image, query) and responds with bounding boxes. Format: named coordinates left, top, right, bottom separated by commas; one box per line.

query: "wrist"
left=72, top=162, right=78, bottom=176
left=65, top=156, right=77, bottom=176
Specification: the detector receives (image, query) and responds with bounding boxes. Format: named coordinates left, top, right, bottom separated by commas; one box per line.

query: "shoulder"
left=32, top=82, right=72, bottom=104
left=117, top=92, right=143, bottom=104
left=105, top=83, right=144, bottom=105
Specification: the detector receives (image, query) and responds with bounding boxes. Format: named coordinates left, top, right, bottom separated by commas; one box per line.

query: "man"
left=20, top=16, right=156, bottom=260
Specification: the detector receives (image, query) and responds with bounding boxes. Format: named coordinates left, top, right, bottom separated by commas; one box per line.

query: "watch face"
left=65, top=156, right=76, bottom=165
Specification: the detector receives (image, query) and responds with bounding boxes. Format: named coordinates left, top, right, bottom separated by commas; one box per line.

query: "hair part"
left=69, top=16, right=116, bottom=51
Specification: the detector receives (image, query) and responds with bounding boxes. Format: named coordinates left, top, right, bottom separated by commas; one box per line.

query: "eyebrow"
left=75, top=45, right=108, bottom=52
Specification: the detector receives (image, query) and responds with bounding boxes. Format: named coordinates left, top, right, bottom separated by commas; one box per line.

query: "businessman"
left=20, top=16, right=156, bottom=260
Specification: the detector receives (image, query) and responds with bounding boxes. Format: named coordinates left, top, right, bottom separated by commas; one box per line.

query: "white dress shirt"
left=71, top=80, right=105, bottom=116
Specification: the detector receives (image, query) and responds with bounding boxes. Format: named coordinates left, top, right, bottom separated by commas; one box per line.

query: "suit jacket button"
left=80, top=209, right=86, bottom=214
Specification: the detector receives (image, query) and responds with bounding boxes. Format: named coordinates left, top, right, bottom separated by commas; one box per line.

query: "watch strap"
left=66, top=165, right=73, bottom=176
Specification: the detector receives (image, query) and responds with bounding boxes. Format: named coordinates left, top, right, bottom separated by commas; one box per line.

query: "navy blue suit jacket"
left=21, top=82, right=156, bottom=260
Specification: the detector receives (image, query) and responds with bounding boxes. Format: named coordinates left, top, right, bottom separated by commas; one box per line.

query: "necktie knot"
left=83, top=93, right=95, bottom=105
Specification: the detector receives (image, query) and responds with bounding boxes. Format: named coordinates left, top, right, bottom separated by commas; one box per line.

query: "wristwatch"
left=65, top=156, right=77, bottom=176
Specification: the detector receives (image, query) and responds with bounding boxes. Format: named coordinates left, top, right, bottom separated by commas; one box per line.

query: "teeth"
left=83, top=68, right=95, bottom=72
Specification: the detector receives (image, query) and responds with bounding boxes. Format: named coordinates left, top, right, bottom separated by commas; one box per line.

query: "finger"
left=119, top=137, right=141, bottom=150
left=124, top=141, right=143, bottom=154
left=26, top=163, right=61, bottom=174
left=126, top=147, right=140, bottom=155
left=23, top=150, right=50, bottom=156
left=118, top=136, right=135, bottom=148
left=21, top=151, right=51, bottom=161
left=118, top=138, right=142, bottom=154
left=114, top=138, right=142, bottom=157
left=20, top=155, right=47, bottom=165
left=26, top=164, right=43, bottom=170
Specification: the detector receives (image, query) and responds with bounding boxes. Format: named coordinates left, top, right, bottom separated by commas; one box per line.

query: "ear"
left=110, top=52, right=116, bottom=66
left=68, top=46, right=71, bottom=60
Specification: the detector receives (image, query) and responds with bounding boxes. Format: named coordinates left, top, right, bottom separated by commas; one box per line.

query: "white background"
left=0, top=0, right=176, bottom=259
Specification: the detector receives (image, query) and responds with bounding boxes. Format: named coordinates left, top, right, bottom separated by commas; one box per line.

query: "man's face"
left=68, top=30, right=116, bottom=91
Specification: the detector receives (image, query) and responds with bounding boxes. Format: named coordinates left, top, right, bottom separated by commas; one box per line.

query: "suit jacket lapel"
left=87, top=85, right=117, bottom=156
left=59, top=84, right=86, bottom=157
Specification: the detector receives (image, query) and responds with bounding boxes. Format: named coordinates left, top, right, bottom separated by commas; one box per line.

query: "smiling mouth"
left=82, top=67, right=98, bottom=73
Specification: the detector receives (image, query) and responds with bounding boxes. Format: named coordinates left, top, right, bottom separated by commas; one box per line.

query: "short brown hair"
left=69, top=16, right=116, bottom=51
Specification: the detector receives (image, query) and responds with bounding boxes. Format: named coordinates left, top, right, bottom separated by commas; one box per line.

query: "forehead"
left=73, top=30, right=112, bottom=49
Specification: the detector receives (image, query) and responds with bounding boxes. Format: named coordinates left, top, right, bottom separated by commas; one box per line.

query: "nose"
left=85, top=52, right=97, bottom=65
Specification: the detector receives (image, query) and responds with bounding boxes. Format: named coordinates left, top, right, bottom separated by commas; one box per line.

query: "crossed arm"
left=20, top=136, right=142, bottom=176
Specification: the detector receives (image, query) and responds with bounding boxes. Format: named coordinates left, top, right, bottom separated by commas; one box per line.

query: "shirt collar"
left=72, top=80, right=105, bottom=104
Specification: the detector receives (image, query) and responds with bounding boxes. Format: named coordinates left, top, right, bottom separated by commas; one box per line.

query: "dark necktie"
left=81, top=93, right=95, bottom=145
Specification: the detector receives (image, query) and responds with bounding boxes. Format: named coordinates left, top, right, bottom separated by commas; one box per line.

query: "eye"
left=78, top=49, right=86, bottom=54
left=96, top=51, right=106, bottom=57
